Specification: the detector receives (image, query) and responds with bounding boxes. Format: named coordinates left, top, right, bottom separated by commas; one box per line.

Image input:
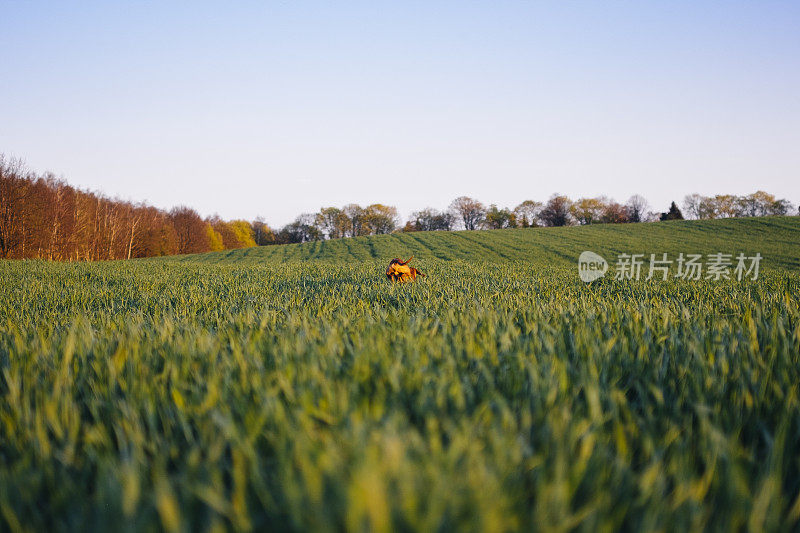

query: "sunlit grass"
left=1, top=218, right=799, bottom=531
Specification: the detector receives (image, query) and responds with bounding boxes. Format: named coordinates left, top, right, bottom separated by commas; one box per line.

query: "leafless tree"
left=539, top=195, right=573, bottom=227
left=342, top=204, right=366, bottom=237
left=315, top=207, right=349, bottom=239
left=449, top=196, right=485, bottom=230
left=514, top=200, right=543, bottom=227
left=682, top=194, right=702, bottom=220
left=625, top=195, right=649, bottom=223
left=410, top=208, right=455, bottom=231
left=0, top=156, right=32, bottom=258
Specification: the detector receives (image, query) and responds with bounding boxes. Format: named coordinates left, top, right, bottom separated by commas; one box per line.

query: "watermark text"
left=579, top=251, right=761, bottom=282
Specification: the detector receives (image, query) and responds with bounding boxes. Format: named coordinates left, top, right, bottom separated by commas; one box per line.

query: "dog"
left=386, top=256, right=425, bottom=282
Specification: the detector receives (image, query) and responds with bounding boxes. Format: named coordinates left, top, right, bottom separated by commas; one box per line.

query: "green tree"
left=659, top=202, right=684, bottom=221
left=483, top=205, right=516, bottom=229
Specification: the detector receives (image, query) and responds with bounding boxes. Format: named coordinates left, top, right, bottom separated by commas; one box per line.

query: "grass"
left=1, top=217, right=799, bottom=531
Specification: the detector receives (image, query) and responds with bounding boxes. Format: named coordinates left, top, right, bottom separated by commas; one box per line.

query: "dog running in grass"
left=386, top=257, right=425, bottom=282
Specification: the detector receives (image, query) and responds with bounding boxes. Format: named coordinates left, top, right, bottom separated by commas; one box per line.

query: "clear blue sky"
left=2, top=1, right=799, bottom=226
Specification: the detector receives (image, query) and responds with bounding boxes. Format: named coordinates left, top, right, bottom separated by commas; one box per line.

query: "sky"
left=2, top=1, right=799, bottom=226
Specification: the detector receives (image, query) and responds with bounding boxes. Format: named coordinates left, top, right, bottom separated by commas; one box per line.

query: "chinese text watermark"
left=579, top=251, right=761, bottom=282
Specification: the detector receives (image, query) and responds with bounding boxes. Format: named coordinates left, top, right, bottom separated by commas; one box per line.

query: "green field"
left=1, top=217, right=799, bottom=531
left=180, top=216, right=800, bottom=268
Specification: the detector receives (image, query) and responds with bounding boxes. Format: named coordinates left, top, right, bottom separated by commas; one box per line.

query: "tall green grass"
left=1, top=218, right=799, bottom=531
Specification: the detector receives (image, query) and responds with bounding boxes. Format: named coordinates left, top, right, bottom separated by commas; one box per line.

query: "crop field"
left=1, top=217, right=799, bottom=531
left=182, top=216, right=800, bottom=268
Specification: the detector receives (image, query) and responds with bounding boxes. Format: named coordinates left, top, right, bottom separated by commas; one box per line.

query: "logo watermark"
left=578, top=251, right=762, bottom=282
left=578, top=251, right=609, bottom=282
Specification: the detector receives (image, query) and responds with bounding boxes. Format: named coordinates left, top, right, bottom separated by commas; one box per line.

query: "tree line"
left=0, top=157, right=404, bottom=259
left=0, top=157, right=261, bottom=260
left=402, top=191, right=795, bottom=232
left=1, top=155, right=796, bottom=259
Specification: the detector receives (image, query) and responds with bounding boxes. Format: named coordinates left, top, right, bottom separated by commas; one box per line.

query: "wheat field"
left=1, top=217, right=799, bottom=531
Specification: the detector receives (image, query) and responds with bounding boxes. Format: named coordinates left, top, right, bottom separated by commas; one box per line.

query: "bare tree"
left=770, top=199, right=793, bottom=216
left=570, top=198, right=606, bottom=225
left=342, top=204, right=366, bottom=237
left=513, top=200, right=543, bottom=227
left=600, top=201, right=629, bottom=224
left=449, top=196, right=485, bottom=230
left=363, top=204, right=399, bottom=234
left=278, top=213, right=322, bottom=243
left=409, top=208, right=454, bottom=231
left=169, top=206, right=211, bottom=254
left=252, top=217, right=276, bottom=245
left=0, top=156, right=32, bottom=258
left=315, top=207, right=349, bottom=239
left=738, top=191, right=793, bottom=217
left=711, top=195, right=739, bottom=218
left=625, top=195, right=649, bottom=223
left=539, top=195, right=573, bottom=227
left=682, top=194, right=702, bottom=220
left=125, top=204, right=144, bottom=259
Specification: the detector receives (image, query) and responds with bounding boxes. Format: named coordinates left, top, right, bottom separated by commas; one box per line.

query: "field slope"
left=1, top=217, right=799, bottom=532
left=177, top=216, right=800, bottom=269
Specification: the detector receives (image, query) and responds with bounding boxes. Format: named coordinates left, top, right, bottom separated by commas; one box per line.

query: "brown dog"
left=386, top=256, right=425, bottom=282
